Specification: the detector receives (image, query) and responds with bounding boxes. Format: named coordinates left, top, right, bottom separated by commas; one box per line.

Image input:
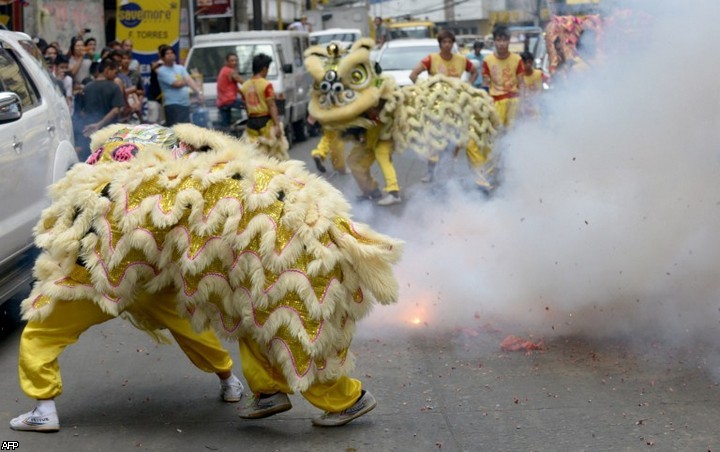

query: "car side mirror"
left=0, top=92, right=22, bottom=123
left=282, top=63, right=293, bottom=74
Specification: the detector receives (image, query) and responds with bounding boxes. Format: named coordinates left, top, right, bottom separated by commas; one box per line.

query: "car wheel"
left=284, top=119, right=294, bottom=149
left=292, top=119, right=307, bottom=142
left=308, top=122, right=322, bottom=138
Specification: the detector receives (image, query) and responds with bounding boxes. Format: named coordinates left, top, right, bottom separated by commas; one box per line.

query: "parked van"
left=185, top=30, right=312, bottom=145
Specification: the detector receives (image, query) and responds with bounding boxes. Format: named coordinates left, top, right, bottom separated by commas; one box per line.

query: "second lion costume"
left=304, top=39, right=501, bottom=194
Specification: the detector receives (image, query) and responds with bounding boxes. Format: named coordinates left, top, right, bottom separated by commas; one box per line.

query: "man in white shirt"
left=288, top=15, right=312, bottom=32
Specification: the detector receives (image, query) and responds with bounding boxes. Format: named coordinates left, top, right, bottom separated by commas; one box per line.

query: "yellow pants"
left=428, top=139, right=492, bottom=188
left=239, top=338, right=361, bottom=412
left=495, top=97, right=520, bottom=128
left=347, top=139, right=399, bottom=194
left=245, top=120, right=275, bottom=141
left=18, top=291, right=234, bottom=400
left=311, top=130, right=346, bottom=172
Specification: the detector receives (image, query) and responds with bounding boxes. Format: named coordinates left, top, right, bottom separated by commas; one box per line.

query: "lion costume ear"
left=349, top=37, right=375, bottom=53
left=304, top=45, right=328, bottom=82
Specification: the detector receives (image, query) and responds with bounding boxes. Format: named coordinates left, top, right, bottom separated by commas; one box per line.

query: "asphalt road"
left=1, top=135, right=719, bottom=451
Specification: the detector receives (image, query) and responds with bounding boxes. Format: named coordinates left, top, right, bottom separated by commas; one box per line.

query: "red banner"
left=195, top=0, right=232, bottom=18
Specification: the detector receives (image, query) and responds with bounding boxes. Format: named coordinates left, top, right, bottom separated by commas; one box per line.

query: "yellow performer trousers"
left=311, top=130, right=346, bottom=172
left=494, top=97, right=520, bottom=128
left=429, top=139, right=492, bottom=188
left=245, top=120, right=276, bottom=141
left=347, top=139, right=399, bottom=194
left=239, top=338, right=362, bottom=412
left=18, top=291, right=234, bottom=400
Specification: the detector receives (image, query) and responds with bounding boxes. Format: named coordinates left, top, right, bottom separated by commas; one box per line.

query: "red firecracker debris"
left=500, top=335, right=545, bottom=352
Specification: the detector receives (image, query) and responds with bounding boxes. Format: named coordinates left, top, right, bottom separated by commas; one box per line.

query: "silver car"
left=0, top=31, right=77, bottom=312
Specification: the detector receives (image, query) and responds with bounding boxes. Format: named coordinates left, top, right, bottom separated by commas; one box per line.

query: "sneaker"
left=220, top=375, right=244, bottom=403
left=238, top=392, right=292, bottom=419
left=377, top=191, right=401, bottom=206
left=312, top=390, right=377, bottom=427
left=356, top=188, right=383, bottom=201
left=10, top=408, right=60, bottom=432
left=313, top=156, right=327, bottom=173
left=420, top=171, right=434, bottom=183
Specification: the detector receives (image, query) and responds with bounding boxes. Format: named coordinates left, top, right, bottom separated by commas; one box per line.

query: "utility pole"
left=252, top=0, right=263, bottom=29
left=236, top=0, right=249, bottom=30
left=444, top=0, right=455, bottom=22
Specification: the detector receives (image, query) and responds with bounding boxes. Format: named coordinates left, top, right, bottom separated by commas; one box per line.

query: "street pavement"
left=1, top=136, right=719, bottom=451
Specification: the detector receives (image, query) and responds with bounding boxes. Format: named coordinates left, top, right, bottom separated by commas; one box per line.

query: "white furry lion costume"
left=22, top=123, right=403, bottom=391
left=304, top=38, right=500, bottom=160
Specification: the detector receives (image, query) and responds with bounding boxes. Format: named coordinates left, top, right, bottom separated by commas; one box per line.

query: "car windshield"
left=378, top=45, right=436, bottom=71
left=389, top=27, right=433, bottom=40
left=312, top=33, right=358, bottom=45
left=185, top=43, right=278, bottom=83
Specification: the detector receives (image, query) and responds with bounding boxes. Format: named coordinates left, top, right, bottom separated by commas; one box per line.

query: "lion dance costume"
left=18, top=123, right=403, bottom=423
left=304, top=38, right=501, bottom=192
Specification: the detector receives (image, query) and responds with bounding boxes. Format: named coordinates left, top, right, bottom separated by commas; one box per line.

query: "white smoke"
left=364, top=0, right=720, bottom=348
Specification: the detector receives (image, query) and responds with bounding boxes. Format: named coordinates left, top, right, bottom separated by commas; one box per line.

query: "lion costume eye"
left=348, top=65, right=370, bottom=88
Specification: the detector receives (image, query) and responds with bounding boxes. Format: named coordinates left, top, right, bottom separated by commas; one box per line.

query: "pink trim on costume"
left=202, top=300, right=243, bottom=333
left=269, top=336, right=314, bottom=378
left=94, top=250, right=160, bottom=288
left=251, top=304, right=325, bottom=343
left=263, top=268, right=341, bottom=305
left=181, top=272, right=231, bottom=296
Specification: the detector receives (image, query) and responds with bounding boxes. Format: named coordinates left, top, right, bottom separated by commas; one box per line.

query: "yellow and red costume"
left=240, top=77, right=289, bottom=161
left=482, top=53, right=524, bottom=127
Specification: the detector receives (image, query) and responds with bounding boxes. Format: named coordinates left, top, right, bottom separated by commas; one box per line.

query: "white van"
left=185, top=30, right=312, bottom=145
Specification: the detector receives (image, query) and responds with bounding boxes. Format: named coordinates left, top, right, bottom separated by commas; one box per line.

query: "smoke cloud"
left=363, top=0, right=720, bottom=349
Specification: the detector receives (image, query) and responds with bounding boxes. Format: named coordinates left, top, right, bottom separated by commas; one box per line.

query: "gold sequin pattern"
left=272, top=325, right=313, bottom=376
left=254, top=291, right=322, bottom=340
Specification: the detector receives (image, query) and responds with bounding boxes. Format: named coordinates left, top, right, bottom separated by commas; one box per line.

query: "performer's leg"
left=375, top=140, right=401, bottom=205
left=347, top=144, right=380, bottom=197
left=466, top=139, right=494, bottom=191
left=374, top=140, right=399, bottom=193
left=302, top=375, right=362, bottom=412
left=311, top=130, right=335, bottom=173
left=128, top=291, right=243, bottom=402
left=421, top=154, right=439, bottom=183
left=504, top=98, right=520, bottom=128
left=131, top=291, right=234, bottom=375
left=12, top=297, right=113, bottom=432
left=238, top=337, right=291, bottom=394
left=329, top=136, right=347, bottom=172
left=307, top=376, right=378, bottom=427
left=237, top=337, right=294, bottom=419
left=18, top=297, right=114, bottom=400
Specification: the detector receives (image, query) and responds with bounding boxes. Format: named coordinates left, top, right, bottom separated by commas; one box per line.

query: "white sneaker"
left=420, top=171, right=434, bottom=183
left=312, top=390, right=377, bottom=427
left=10, top=408, right=60, bottom=432
left=377, top=192, right=401, bottom=206
left=220, top=375, right=244, bottom=403
left=238, top=392, right=292, bottom=419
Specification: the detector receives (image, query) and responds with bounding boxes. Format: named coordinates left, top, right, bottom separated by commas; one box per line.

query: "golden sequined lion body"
left=21, top=124, right=403, bottom=392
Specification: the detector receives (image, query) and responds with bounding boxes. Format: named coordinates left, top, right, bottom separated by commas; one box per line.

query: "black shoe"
left=313, top=156, right=327, bottom=173
left=356, top=188, right=383, bottom=201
